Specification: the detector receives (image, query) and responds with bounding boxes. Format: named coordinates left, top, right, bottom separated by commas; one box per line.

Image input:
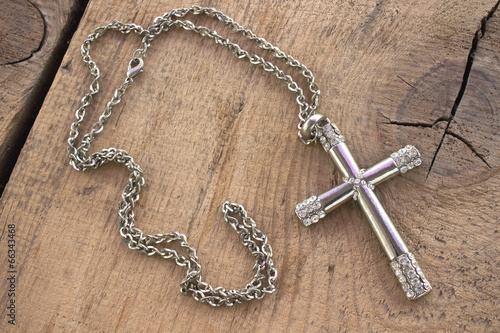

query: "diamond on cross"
left=296, top=114, right=431, bottom=300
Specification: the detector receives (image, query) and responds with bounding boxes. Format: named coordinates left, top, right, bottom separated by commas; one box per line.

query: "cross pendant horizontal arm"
left=296, top=115, right=431, bottom=300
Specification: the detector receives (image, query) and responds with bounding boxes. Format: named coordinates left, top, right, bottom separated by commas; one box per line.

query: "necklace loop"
left=67, top=6, right=322, bottom=306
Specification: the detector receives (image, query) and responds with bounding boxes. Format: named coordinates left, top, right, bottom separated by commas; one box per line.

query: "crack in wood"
left=385, top=1, right=499, bottom=178
left=425, top=0, right=499, bottom=178
left=385, top=117, right=493, bottom=169
left=380, top=113, right=450, bottom=128
left=446, top=131, right=492, bottom=168
left=381, top=108, right=492, bottom=168
left=395, top=74, right=416, bottom=89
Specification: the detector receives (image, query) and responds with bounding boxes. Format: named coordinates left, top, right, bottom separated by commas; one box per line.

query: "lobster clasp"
left=127, top=58, right=144, bottom=79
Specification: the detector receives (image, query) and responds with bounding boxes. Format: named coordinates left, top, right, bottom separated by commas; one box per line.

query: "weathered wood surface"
left=0, top=0, right=499, bottom=331
left=0, top=0, right=86, bottom=192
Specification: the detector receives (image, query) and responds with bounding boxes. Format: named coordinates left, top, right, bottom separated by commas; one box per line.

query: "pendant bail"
left=298, top=113, right=328, bottom=144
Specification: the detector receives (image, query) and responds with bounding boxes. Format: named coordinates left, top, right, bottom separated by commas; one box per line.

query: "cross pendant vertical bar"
left=296, top=114, right=431, bottom=300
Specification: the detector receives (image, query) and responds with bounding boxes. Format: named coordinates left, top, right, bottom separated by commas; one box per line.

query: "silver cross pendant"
left=296, top=114, right=431, bottom=300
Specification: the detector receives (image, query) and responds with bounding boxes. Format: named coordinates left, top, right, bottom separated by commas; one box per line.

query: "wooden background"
left=0, top=0, right=499, bottom=331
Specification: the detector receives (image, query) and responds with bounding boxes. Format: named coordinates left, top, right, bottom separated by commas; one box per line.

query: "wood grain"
left=0, top=0, right=86, bottom=192
left=0, top=0, right=44, bottom=64
left=0, top=0, right=498, bottom=331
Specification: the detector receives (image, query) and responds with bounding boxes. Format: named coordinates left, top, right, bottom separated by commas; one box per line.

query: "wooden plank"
left=0, top=0, right=87, bottom=193
left=0, top=0, right=498, bottom=331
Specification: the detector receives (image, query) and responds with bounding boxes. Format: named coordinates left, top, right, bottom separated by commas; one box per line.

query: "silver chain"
left=67, top=6, right=320, bottom=306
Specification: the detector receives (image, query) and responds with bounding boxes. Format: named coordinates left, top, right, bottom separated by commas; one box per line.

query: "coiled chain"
left=67, top=6, right=320, bottom=306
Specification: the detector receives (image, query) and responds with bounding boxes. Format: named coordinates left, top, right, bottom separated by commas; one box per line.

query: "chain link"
left=67, top=6, right=319, bottom=306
